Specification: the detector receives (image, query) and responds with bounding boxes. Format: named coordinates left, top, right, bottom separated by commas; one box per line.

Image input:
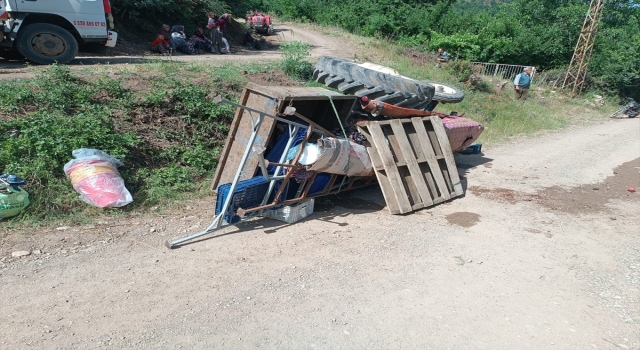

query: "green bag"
left=0, top=184, right=29, bottom=219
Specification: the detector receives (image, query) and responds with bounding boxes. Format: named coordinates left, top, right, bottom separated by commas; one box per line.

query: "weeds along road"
left=1, top=22, right=640, bottom=350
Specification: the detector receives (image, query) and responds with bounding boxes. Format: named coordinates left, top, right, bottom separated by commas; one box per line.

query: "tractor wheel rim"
left=431, top=83, right=456, bottom=94
left=31, top=33, right=65, bottom=57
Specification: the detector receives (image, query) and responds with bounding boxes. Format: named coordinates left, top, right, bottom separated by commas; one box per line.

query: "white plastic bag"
left=63, top=148, right=133, bottom=208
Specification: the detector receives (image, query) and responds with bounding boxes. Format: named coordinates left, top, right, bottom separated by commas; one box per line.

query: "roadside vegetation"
left=0, top=61, right=277, bottom=222
left=251, top=0, right=639, bottom=99
left=0, top=27, right=614, bottom=225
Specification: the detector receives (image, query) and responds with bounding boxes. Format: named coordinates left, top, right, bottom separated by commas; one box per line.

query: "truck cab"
left=0, top=0, right=116, bottom=64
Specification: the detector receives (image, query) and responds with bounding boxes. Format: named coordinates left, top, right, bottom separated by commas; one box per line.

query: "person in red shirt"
left=151, top=34, right=171, bottom=55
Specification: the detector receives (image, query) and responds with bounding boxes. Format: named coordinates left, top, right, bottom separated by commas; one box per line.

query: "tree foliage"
left=255, top=0, right=639, bottom=97
left=110, top=0, right=228, bottom=35
left=110, top=0, right=639, bottom=97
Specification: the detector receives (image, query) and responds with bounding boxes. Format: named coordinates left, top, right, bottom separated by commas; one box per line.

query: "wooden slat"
left=390, top=120, right=434, bottom=207
left=210, top=87, right=250, bottom=190
left=212, top=92, right=278, bottom=192
left=357, top=127, right=384, bottom=174
left=395, top=156, right=446, bottom=167
left=358, top=126, right=401, bottom=214
left=383, top=123, right=419, bottom=207
left=411, top=118, right=451, bottom=201
left=367, top=123, right=413, bottom=214
left=245, top=82, right=353, bottom=100
left=423, top=119, right=443, bottom=158
left=418, top=162, right=439, bottom=200
left=404, top=121, right=424, bottom=160
left=429, top=116, right=464, bottom=196
left=382, top=124, right=403, bottom=164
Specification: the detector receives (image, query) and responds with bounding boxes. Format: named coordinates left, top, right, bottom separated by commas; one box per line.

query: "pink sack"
left=63, top=149, right=133, bottom=208
left=441, top=116, right=485, bottom=152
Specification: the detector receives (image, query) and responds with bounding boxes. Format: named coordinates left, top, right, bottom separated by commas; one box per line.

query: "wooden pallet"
left=357, top=117, right=464, bottom=214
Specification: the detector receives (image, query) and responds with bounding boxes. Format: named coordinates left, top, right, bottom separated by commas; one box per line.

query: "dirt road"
left=1, top=23, right=640, bottom=350
left=2, top=118, right=639, bottom=349
left=0, top=22, right=357, bottom=75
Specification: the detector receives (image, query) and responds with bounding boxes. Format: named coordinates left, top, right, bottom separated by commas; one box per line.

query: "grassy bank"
left=0, top=28, right=617, bottom=225
left=0, top=61, right=294, bottom=223
left=355, top=36, right=614, bottom=144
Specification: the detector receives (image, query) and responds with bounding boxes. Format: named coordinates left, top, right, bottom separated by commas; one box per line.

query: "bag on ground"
left=63, top=149, right=133, bottom=208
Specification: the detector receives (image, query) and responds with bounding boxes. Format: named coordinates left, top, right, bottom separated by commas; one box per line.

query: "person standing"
left=214, top=14, right=232, bottom=53
left=514, top=67, right=534, bottom=100
left=206, top=12, right=217, bottom=37
left=216, top=13, right=232, bottom=35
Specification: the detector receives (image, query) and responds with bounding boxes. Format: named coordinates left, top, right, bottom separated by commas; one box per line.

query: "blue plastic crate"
left=216, top=176, right=269, bottom=224
left=459, top=143, right=482, bottom=154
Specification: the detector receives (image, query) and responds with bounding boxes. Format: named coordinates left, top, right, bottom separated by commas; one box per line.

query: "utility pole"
left=562, top=0, right=605, bottom=97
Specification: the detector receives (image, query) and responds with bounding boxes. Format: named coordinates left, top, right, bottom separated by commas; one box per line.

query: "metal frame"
left=165, top=97, right=374, bottom=249
left=471, top=62, right=536, bottom=81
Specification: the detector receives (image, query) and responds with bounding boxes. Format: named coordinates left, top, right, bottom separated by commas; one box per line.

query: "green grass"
left=379, top=55, right=613, bottom=144
left=0, top=62, right=292, bottom=224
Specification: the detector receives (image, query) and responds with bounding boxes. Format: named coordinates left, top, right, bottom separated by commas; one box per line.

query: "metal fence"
left=471, top=62, right=536, bottom=81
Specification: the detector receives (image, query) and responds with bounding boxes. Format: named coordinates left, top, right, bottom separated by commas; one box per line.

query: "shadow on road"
left=0, top=56, right=161, bottom=69
left=71, top=56, right=160, bottom=65
left=0, top=58, right=28, bottom=69
left=169, top=185, right=386, bottom=249
left=454, top=153, right=494, bottom=192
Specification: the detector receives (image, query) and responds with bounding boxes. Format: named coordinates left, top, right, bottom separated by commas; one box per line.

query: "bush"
left=279, top=41, right=313, bottom=80
left=0, top=63, right=242, bottom=220
left=110, top=0, right=228, bottom=36
left=447, top=60, right=473, bottom=82
left=259, top=0, right=638, bottom=98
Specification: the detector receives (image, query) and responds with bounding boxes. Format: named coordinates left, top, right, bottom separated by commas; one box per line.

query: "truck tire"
left=427, top=82, right=465, bottom=103
left=16, top=23, right=78, bottom=65
left=313, top=56, right=436, bottom=110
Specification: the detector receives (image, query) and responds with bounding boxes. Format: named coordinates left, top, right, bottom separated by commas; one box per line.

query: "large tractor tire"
left=313, top=56, right=464, bottom=110
left=16, top=23, right=78, bottom=65
left=313, top=56, right=436, bottom=110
